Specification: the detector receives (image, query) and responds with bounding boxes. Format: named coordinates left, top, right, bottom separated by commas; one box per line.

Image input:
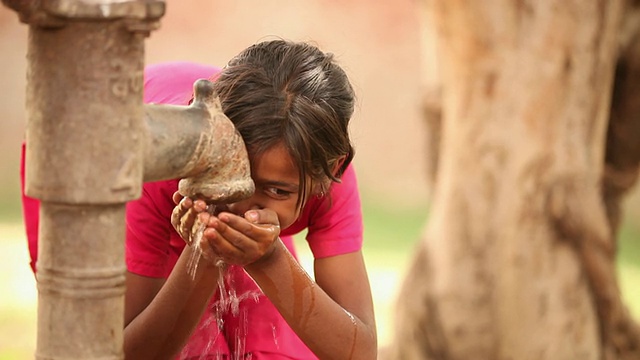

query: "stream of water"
left=186, top=205, right=216, bottom=280
left=182, top=205, right=264, bottom=359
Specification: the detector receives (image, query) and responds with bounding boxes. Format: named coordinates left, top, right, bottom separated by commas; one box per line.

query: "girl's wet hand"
left=170, top=191, right=211, bottom=246
left=197, top=209, right=280, bottom=266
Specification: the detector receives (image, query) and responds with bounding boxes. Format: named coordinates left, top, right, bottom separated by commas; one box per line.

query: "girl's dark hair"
left=212, top=39, right=356, bottom=209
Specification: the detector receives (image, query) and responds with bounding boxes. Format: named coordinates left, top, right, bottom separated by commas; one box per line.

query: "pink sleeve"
left=304, top=165, right=364, bottom=258
left=125, top=180, right=181, bottom=278
left=20, top=142, right=39, bottom=274
left=144, top=62, right=221, bottom=104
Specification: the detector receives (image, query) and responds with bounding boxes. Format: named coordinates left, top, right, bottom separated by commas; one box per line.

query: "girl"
left=22, top=39, right=377, bottom=359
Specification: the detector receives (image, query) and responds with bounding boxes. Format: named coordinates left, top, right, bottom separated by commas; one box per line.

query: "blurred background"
left=0, top=1, right=638, bottom=358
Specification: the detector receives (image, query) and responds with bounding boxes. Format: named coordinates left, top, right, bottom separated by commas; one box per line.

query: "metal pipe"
left=37, top=203, right=127, bottom=358
left=2, top=1, right=254, bottom=358
left=143, top=79, right=255, bottom=203
left=24, top=8, right=156, bottom=359
left=26, top=15, right=152, bottom=360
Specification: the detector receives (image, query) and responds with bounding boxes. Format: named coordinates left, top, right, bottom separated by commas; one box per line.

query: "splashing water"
left=344, top=310, right=359, bottom=360
left=180, top=260, right=263, bottom=359
left=187, top=205, right=217, bottom=279
left=212, top=265, right=262, bottom=360
left=180, top=204, right=276, bottom=358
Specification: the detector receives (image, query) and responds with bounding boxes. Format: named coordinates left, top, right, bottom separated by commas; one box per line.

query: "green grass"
left=617, top=221, right=640, bottom=319
left=0, top=224, right=37, bottom=360
left=619, top=264, right=640, bottom=319
left=358, top=199, right=640, bottom=324
left=0, top=191, right=22, bottom=222
left=361, top=198, right=429, bottom=253
left=618, top=222, right=640, bottom=266
left=0, top=159, right=23, bottom=222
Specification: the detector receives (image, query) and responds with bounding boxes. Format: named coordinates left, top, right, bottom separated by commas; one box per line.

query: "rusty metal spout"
left=143, top=79, right=255, bottom=203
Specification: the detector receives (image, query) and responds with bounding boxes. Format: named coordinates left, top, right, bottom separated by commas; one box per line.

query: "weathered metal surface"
left=36, top=203, right=126, bottom=359
left=1, top=0, right=165, bottom=26
left=24, top=16, right=146, bottom=360
left=25, top=21, right=146, bottom=204
left=144, top=79, right=255, bottom=203
left=43, top=0, right=165, bottom=20
left=6, top=0, right=254, bottom=358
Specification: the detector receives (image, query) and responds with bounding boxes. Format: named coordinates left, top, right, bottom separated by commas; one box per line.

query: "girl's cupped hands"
left=171, top=192, right=280, bottom=266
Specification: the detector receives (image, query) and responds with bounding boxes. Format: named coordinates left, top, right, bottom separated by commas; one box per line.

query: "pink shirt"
left=21, top=62, right=364, bottom=359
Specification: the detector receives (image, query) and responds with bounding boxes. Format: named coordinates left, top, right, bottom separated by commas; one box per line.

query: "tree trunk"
left=388, top=1, right=640, bottom=359
left=418, top=0, right=442, bottom=193
left=603, top=4, right=640, bottom=238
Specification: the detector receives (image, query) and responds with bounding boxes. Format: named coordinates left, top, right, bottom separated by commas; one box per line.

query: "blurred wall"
left=0, top=7, right=28, bottom=219
left=2, top=1, right=639, bottom=222
left=0, top=0, right=431, bottom=222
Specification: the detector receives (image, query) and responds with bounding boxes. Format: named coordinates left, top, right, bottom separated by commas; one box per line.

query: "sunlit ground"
left=1, top=204, right=639, bottom=359
left=0, top=223, right=37, bottom=360
left=0, top=221, right=410, bottom=359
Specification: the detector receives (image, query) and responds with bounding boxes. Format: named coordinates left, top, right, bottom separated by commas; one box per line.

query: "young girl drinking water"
left=21, top=39, right=377, bottom=359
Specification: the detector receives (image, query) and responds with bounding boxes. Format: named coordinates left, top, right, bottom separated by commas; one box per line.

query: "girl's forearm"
left=245, top=240, right=377, bottom=360
left=124, top=246, right=219, bottom=360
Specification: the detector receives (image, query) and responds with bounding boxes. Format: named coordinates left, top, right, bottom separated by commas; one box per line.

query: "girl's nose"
left=226, top=198, right=262, bottom=216
left=213, top=203, right=230, bottom=215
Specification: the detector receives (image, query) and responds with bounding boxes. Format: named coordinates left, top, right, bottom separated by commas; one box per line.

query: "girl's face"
left=226, top=142, right=306, bottom=230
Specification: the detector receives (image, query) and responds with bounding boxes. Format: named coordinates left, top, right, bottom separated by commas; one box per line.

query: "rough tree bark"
left=604, top=4, right=640, bottom=238
left=388, top=1, right=640, bottom=359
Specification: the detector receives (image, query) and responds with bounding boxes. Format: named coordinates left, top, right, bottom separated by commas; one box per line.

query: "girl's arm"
left=198, top=210, right=377, bottom=359
left=246, top=240, right=377, bottom=360
left=123, top=195, right=224, bottom=360
left=123, top=245, right=220, bottom=360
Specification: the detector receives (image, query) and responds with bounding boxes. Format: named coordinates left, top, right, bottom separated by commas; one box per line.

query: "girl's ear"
left=332, top=155, right=347, bottom=178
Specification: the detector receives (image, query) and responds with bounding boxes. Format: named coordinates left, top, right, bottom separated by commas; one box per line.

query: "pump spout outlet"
left=143, top=79, right=254, bottom=204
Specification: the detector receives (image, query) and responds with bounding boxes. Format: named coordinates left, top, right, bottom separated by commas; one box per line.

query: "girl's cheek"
left=280, top=209, right=302, bottom=230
